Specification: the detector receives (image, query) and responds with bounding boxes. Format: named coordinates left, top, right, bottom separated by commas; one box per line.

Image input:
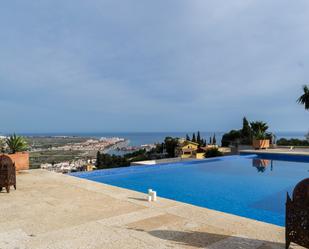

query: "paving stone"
left=0, top=169, right=289, bottom=249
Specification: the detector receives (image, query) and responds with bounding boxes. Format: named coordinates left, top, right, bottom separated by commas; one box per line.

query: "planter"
left=252, top=139, right=270, bottom=150
left=3, top=152, right=29, bottom=171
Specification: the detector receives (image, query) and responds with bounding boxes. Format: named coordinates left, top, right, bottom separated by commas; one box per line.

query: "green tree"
left=6, top=134, right=28, bottom=154
left=221, top=130, right=241, bottom=147
left=164, top=137, right=179, bottom=157
left=297, top=85, right=309, bottom=110
left=209, top=137, right=212, bottom=144
left=154, top=143, right=164, bottom=153
left=200, top=139, right=205, bottom=146
left=250, top=121, right=268, bottom=135
left=96, top=151, right=101, bottom=167
left=250, top=121, right=269, bottom=140
left=221, top=118, right=269, bottom=146
left=185, top=134, right=190, bottom=141
left=203, top=139, right=207, bottom=146
left=241, top=117, right=252, bottom=144
left=277, top=138, right=309, bottom=146
left=192, top=133, right=196, bottom=143
left=241, top=117, right=251, bottom=136
left=197, top=131, right=201, bottom=145
left=212, top=134, right=216, bottom=145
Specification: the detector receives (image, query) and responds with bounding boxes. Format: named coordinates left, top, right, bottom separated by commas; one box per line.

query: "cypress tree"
left=241, top=117, right=252, bottom=144
left=197, top=131, right=201, bottom=145
left=213, top=134, right=216, bottom=145
left=161, top=142, right=164, bottom=153
left=186, top=134, right=190, bottom=141
left=192, top=133, right=196, bottom=143
left=209, top=137, right=212, bottom=144
left=96, top=151, right=101, bottom=167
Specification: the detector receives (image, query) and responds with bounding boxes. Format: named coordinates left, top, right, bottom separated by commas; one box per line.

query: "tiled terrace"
left=0, top=170, right=305, bottom=249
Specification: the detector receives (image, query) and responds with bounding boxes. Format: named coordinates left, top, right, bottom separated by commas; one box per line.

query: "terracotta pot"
left=3, top=152, right=29, bottom=171
left=252, top=139, right=270, bottom=150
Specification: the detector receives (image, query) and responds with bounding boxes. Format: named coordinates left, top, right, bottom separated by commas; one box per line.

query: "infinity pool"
left=72, top=154, right=309, bottom=226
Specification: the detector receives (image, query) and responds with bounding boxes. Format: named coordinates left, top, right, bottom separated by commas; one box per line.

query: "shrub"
left=277, top=138, right=309, bottom=146
left=221, top=130, right=241, bottom=147
left=205, top=148, right=223, bottom=158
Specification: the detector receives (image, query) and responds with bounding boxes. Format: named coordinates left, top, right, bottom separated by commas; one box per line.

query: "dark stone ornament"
left=286, top=178, right=309, bottom=249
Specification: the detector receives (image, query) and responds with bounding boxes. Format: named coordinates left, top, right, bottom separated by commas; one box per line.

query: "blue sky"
left=0, top=0, right=309, bottom=133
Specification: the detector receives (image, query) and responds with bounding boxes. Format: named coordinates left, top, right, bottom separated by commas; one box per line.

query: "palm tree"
left=6, top=134, right=28, bottom=154
left=297, top=85, right=309, bottom=110
left=250, top=121, right=269, bottom=134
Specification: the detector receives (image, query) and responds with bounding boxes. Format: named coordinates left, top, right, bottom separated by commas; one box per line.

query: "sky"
left=0, top=0, right=309, bottom=133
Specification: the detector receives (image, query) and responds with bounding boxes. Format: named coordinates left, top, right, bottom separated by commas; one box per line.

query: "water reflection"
left=252, top=159, right=273, bottom=173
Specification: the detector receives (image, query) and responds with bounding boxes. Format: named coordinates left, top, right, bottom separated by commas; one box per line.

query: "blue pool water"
left=72, top=154, right=309, bottom=226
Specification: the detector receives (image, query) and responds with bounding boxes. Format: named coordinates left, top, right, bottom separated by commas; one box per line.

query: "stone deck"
left=0, top=170, right=304, bottom=249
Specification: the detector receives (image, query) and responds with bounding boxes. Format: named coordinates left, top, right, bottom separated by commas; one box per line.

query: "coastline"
left=15, top=131, right=307, bottom=146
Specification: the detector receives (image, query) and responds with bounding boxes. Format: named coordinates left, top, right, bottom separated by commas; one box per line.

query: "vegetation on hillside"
left=30, top=150, right=85, bottom=169
left=28, top=136, right=98, bottom=169
left=185, top=131, right=217, bottom=147
left=96, top=137, right=182, bottom=169
left=96, top=150, right=146, bottom=169
left=96, top=147, right=166, bottom=169
left=277, top=138, right=309, bottom=146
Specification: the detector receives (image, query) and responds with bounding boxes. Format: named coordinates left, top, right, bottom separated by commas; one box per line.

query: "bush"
left=221, top=130, right=241, bottom=147
left=96, top=152, right=129, bottom=169
left=277, top=138, right=309, bottom=146
left=205, top=148, right=223, bottom=158
left=96, top=148, right=165, bottom=169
